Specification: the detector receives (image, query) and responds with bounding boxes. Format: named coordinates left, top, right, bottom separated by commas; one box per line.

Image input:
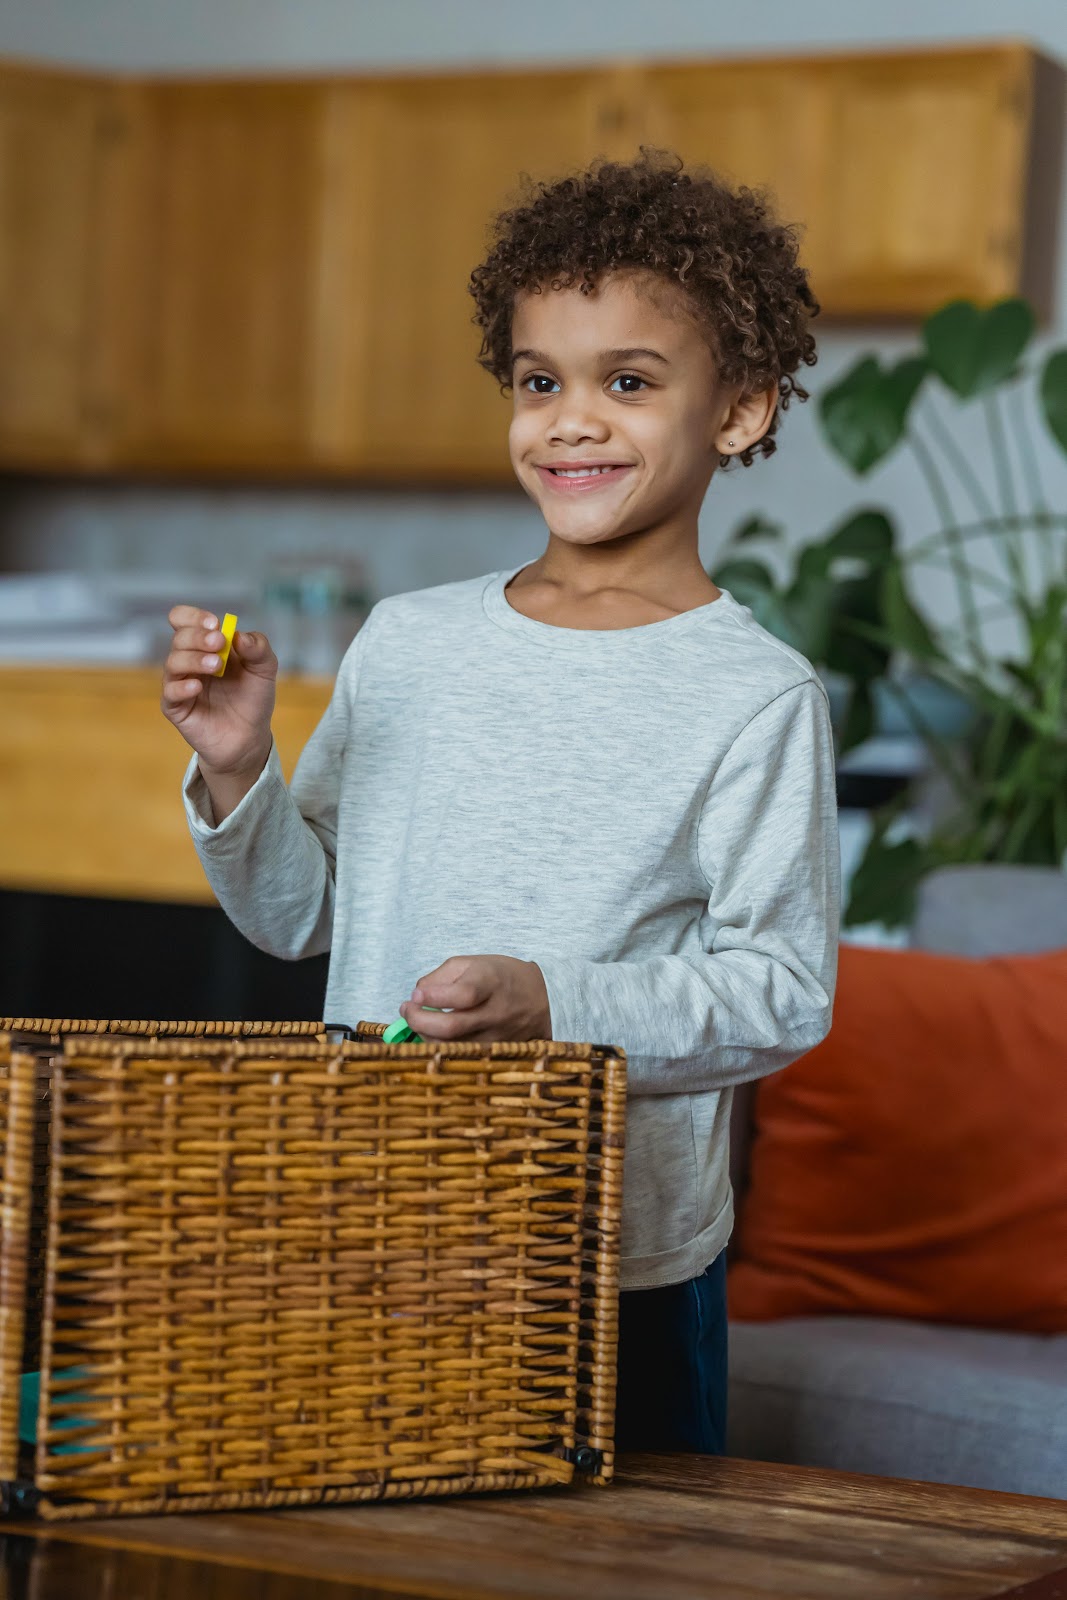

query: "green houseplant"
left=712, top=297, right=1067, bottom=929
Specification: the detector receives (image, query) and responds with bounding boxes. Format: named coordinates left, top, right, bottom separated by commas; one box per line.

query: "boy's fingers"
left=415, top=957, right=494, bottom=1007
left=172, top=625, right=223, bottom=651
left=161, top=678, right=203, bottom=711
left=165, top=648, right=222, bottom=676
left=406, top=1003, right=487, bottom=1040
left=231, top=631, right=275, bottom=668
left=168, top=604, right=219, bottom=632
left=413, top=977, right=482, bottom=1011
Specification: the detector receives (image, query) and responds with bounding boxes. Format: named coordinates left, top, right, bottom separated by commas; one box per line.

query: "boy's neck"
left=505, top=540, right=721, bottom=631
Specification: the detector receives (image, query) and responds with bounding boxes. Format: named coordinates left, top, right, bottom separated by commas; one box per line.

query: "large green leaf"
left=922, top=297, right=1034, bottom=399
left=880, top=564, right=942, bottom=663
left=1026, top=583, right=1067, bottom=662
left=827, top=508, right=896, bottom=565
left=730, top=514, right=783, bottom=544
left=823, top=571, right=891, bottom=682
left=844, top=826, right=931, bottom=929
left=819, top=355, right=928, bottom=475
left=839, top=681, right=875, bottom=755
left=779, top=573, right=837, bottom=660
left=796, top=511, right=896, bottom=582
left=1039, top=349, right=1067, bottom=455
left=711, top=558, right=775, bottom=605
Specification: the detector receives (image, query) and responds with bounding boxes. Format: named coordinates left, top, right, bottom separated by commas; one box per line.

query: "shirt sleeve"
left=181, top=609, right=376, bottom=960
left=532, top=678, right=841, bottom=1095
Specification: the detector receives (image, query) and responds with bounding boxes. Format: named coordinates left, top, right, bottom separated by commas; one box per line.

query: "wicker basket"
left=0, top=1017, right=625, bottom=1519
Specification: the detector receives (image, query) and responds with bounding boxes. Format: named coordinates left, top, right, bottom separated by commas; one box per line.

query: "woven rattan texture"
left=0, top=1038, right=33, bottom=1479
left=0, top=1020, right=325, bottom=1042
left=3, top=1028, right=624, bottom=1518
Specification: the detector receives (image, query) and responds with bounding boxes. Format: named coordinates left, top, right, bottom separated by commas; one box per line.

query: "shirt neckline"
left=482, top=561, right=738, bottom=649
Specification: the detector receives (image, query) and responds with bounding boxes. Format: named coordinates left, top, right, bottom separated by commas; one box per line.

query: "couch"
left=726, top=864, right=1067, bottom=1499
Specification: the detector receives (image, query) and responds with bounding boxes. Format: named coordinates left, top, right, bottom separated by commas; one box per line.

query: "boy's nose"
left=547, top=408, right=611, bottom=443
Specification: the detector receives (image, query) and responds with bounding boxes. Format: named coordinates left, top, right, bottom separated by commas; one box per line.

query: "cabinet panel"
left=0, top=48, right=1048, bottom=479
left=337, top=70, right=631, bottom=482
left=123, top=82, right=326, bottom=470
left=0, top=66, right=109, bottom=467
left=0, top=667, right=331, bottom=904
left=640, top=61, right=834, bottom=287
left=817, top=47, right=1034, bottom=313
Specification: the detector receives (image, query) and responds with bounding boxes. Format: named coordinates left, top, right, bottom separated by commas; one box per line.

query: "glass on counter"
left=262, top=556, right=372, bottom=677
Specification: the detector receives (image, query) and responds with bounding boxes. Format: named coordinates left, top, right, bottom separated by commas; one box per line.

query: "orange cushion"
left=728, top=944, right=1067, bottom=1333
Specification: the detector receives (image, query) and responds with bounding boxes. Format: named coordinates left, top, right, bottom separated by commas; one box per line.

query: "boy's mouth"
left=535, top=463, right=633, bottom=493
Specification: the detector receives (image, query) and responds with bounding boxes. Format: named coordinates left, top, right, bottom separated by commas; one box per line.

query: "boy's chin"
left=543, top=524, right=628, bottom=548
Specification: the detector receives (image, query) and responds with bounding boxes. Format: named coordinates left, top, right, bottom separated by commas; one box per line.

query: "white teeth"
left=551, top=466, right=616, bottom=477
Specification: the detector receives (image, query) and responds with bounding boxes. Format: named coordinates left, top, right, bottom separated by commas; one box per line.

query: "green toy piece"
left=383, top=1017, right=421, bottom=1044
left=382, top=1007, right=443, bottom=1045
left=20, top=1369, right=94, bottom=1452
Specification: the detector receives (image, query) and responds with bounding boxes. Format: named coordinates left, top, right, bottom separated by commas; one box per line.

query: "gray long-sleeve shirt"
left=183, top=561, right=840, bottom=1289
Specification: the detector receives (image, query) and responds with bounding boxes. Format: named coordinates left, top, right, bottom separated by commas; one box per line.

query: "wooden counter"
left=0, top=666, right=331, bottom=903
left=3, top=1455, right=1067, bottom=1599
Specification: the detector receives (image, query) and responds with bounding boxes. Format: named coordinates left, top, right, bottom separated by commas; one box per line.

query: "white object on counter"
left=0, top=573, right=120, bottom=628
left=0, top=622, right=159, bottom=663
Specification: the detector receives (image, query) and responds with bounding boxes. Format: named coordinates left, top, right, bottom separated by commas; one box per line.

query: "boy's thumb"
left=233, top=630, right=276, bottom=668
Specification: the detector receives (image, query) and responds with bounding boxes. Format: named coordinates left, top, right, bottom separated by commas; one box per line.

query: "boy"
left=162, top=148, right=840, bottom=1455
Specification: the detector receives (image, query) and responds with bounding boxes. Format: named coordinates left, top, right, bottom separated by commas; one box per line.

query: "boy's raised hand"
left=161, top=605, right=277, bottom=781
left=399, top=955, right=552, bottom=1043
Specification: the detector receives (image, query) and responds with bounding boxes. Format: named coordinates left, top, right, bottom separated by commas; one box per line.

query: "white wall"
left=1, top=0, right=1065, bottom=657
left=2, top=0, right=1065, bottom=78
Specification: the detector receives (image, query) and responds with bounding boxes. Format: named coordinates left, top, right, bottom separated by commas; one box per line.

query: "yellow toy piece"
left=213, top=613, right=238, bottom=677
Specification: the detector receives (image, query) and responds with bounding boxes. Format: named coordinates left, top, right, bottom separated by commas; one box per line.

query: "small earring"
left=728, top=439, right=736, bottom=447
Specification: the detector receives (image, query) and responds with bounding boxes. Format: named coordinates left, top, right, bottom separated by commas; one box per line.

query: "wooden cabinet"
left=0, top=44, right=1051, bottom=479
left=330, top=69, right=637, bottom=483
left=640, top=59, right=835, bottom=288
left=815, top=47, right=1034, bottom=313
left=119, top=81, right=331, bottom=471
left=0, top=667, right=331, bottom=904
left=0, top=66, right=122, bottom=468
left=640, top=44, right=1036, bottom=318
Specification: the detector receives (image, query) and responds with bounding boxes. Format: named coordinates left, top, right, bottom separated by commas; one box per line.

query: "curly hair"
left=468, top=146, right=819, bottom=469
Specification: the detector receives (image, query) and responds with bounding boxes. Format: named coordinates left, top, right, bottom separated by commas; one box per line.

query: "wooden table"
left=2, top=1455, right=1065, bottom=1599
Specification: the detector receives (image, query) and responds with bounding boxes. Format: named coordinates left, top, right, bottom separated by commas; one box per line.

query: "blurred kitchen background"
left=1, top=0, right=1065, bottom=1019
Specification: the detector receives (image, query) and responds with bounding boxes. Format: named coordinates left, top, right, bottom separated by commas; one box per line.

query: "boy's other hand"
left=161, top=604, right=277, bottom=779
left=400, top=955, right=552, bottom=1043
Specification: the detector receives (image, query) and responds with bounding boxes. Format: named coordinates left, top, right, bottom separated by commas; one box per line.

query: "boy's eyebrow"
left=511, top=346, right=672, bottom=368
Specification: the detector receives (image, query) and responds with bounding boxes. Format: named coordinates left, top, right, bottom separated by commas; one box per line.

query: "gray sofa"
left=726, top=865, right=1067, bottom=1499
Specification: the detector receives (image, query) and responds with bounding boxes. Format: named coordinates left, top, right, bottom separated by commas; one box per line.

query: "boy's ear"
left=713, top=384, right=778, bottom=457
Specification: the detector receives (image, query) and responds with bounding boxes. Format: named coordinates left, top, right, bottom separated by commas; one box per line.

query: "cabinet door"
left=0, top=66, right=109, bottom=467
left=123, top=82, right=326, bottom=471
left=816, top=46, right=1034, bottom=314
left=0, top=666, right=331, bottom=903
left=639, top=60, right=834, bottom=292
left=324, top=69, right=635, bottom=482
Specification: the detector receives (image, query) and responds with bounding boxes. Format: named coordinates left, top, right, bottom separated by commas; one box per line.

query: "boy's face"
left=508, top=268, right=753, bottom=550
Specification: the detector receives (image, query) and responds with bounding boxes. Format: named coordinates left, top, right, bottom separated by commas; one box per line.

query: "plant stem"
left=922, top=394, right=997, bottom=520
left=878, top=675, right=973, bottom=804
left=1054, top=786, right=1067, bottom=869
left=907, top=429, right=989, bottom=668
left=1001, top=790, right=1045, bottom=862
left=906, top=512, right=1067, bottom=566
left=912, top=552, right=1015, bottom=603
left=982, top=391, right=1031, bottom=600
left=976, top=698, right=1015, bottom=786
left=1008, top=377, right=1059, bottom=590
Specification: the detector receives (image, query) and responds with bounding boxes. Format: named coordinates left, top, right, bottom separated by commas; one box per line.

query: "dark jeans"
left=614, top=1250, right=728, bottom=1454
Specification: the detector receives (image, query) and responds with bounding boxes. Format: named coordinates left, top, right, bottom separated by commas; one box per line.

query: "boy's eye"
left=611, top=373, right=648, bottom=394
left=520, top=372, right=649, bottom=395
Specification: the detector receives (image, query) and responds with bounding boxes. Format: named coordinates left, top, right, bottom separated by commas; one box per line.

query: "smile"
left=535, top=465, right=632, bottom=492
